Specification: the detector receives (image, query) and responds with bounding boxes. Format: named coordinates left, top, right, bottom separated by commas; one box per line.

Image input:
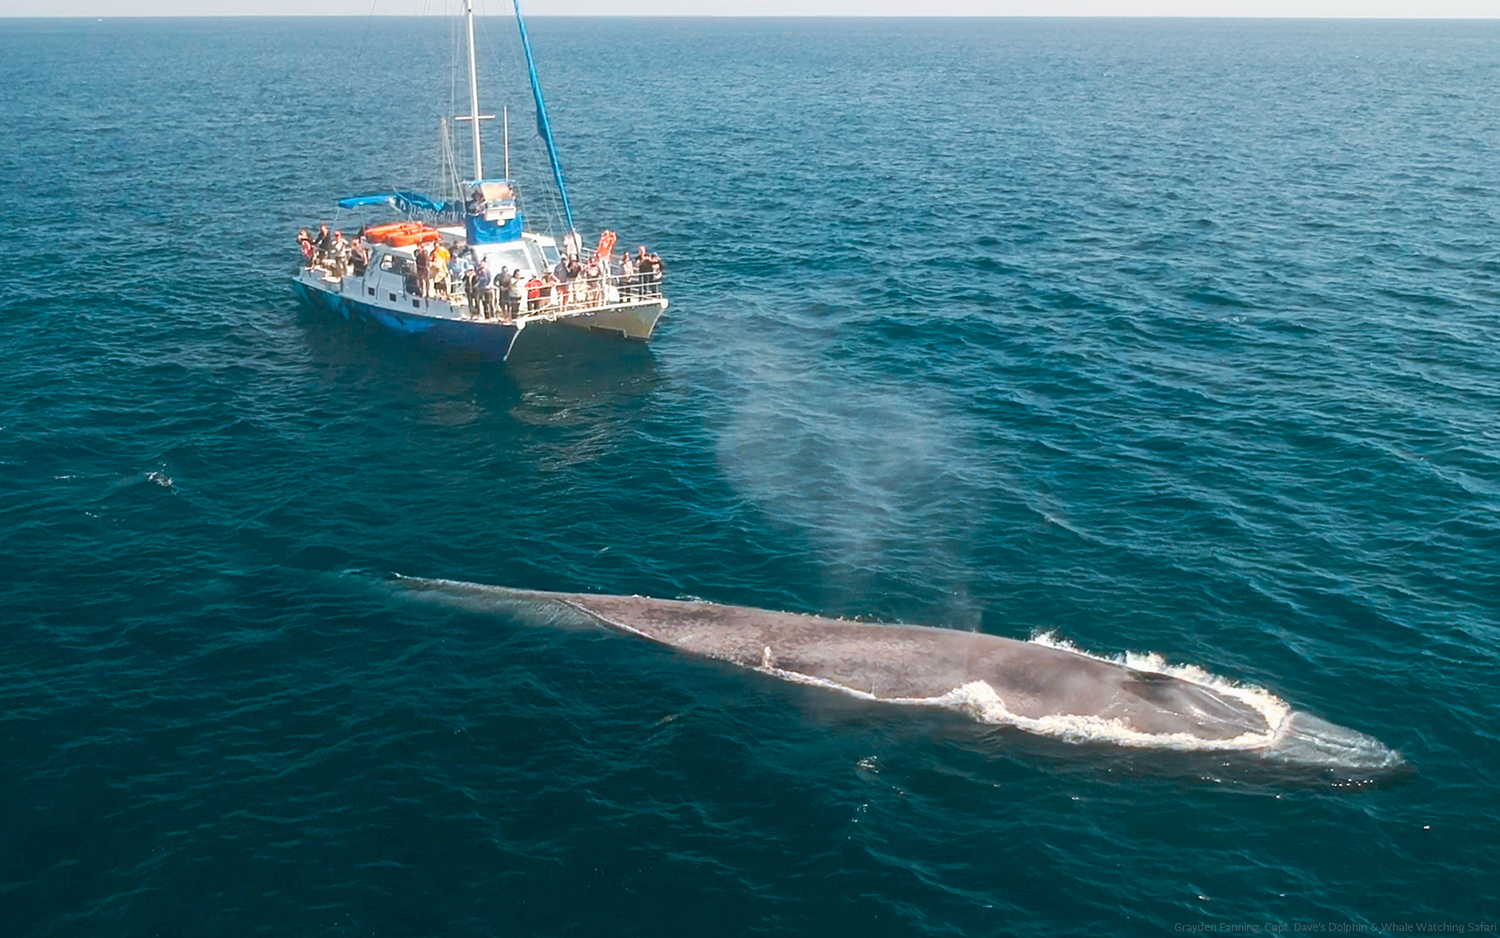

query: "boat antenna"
left=504, top=105, right=509, bottom=180
left=512, top=0, right=575, bottom=233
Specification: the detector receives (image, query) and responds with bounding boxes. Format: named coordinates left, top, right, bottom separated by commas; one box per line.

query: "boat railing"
left=300, top=256, right=664, bottom=317
left=479, top=269, right=666, bottom=320
left=451, top=267, right=664, bottom=304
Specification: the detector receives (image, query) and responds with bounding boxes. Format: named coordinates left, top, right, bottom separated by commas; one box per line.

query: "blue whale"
left=395, top=577, right=1404, bottom=773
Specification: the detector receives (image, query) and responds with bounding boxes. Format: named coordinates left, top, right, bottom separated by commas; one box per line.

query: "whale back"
left=385, top=577, right=1406, bottom=769
left=546, top=591, right=1271, bottom=742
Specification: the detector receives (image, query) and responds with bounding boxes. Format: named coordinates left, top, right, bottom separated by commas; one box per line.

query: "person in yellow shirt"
left=432, top=243, right=452, bottom=297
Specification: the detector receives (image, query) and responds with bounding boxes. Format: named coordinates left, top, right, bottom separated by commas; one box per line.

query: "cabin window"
left=389, top=293, right=397, bottom=302
left=483, top=246, right=532, bottom=277
left=367, top=287, right=375, bottom=296
left=525, top=240, right=549, bottom=273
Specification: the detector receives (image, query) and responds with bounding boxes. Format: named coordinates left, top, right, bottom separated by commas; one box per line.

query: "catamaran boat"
left=291, top=0, right=668, bottom=362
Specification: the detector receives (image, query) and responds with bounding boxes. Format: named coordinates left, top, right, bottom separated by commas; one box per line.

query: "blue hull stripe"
left=292, top=280, right=521, bottom=361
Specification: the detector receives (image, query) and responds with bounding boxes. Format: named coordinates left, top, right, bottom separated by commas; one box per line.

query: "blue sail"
left=512, top=0, right=574, bottom=233
left=336, top=192, right=464, bottom=221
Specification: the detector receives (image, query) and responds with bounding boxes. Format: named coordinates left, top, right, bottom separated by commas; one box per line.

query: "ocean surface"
left=3, top=14, right=1499, bottom=936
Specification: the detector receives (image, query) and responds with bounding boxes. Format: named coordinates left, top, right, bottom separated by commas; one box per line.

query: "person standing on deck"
left=619, top=251, right=635, bottom=300
left=432, top=242, right=451, bottom=297
left=331, top=231, right=350, bottom=276
left=552, top=258, right=572, bottom=310
left=634, top=251, right=653, bottom=296
left=422, top=244, right=437, bottom=297
left=496, top=267, right=512, bottom=319
left=490, top=266, right=507, bottom=320
left=647, top=251, right=665, bottom=296
left=509, top=269, right=527, bottom=318
left=314, top=225, right=334, bottom=267
left=475, top=259, right=492, bottom=318
left=350, top=237, right=371, bottom=276
left=462, top=263, right=479, bottom=318
left=583, top=259, right=602, bottom=306
left=413, top=245, right=430, bottom=298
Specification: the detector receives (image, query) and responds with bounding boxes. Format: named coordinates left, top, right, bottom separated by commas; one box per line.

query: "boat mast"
left=464, top=0, right=484, bottom=179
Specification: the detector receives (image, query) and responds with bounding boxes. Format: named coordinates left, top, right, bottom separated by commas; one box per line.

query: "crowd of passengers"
left=297, top=224, right=665, bottom=320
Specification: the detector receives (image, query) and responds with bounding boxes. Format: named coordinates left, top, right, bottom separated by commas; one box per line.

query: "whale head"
left=1265, top=710, right=1406, bottom=773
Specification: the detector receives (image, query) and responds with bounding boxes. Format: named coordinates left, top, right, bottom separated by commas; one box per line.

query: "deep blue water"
left=3, top=14, right=1500, bottom=936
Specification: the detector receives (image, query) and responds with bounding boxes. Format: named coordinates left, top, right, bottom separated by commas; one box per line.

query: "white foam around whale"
left=756, top=666, right=1289, bottom=753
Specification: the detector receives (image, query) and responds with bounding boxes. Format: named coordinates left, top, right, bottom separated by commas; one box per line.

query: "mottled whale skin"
left=542, top=589, right=1269, bottom=738
left=399, top=579, right=1404, bottom=771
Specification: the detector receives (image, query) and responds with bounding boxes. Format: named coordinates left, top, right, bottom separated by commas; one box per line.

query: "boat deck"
left=296, top=261, right=668, bottom=342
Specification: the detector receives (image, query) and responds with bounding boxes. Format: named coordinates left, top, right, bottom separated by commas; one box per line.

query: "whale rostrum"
left=396, top=578, right=1405, bottom=772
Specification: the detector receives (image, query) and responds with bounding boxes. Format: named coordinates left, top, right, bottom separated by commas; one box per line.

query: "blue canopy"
left=336, top=192, right=464, bottom=220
